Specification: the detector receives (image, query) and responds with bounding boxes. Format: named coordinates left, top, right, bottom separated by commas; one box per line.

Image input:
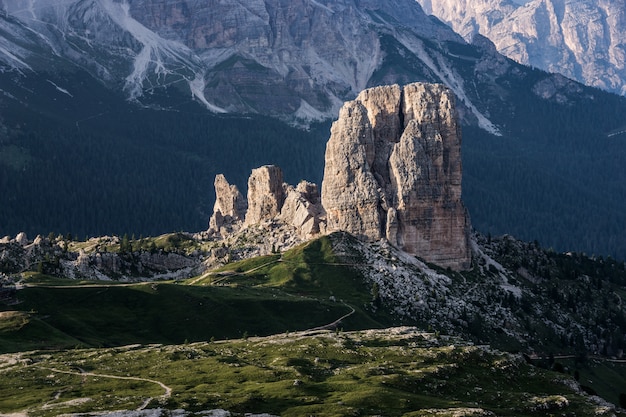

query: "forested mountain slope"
left=1, top=0, right=626, bottom=259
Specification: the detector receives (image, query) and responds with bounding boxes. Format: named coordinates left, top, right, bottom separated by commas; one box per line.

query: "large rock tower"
left=321, top=83, right=471, bottom=270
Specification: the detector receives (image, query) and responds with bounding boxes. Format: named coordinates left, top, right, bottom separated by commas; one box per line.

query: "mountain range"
left=417, top=0, right=626, bottom=97
left=2, top=2, right=626, bottom=413
left=1, top=0, right=626, bottom=260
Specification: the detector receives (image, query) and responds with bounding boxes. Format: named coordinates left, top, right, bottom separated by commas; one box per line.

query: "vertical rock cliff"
left=321, top=82, right=471, bottom=270
left=208, top=174, right=247, bottom=236
left=245, top=165, right=285, bottom=226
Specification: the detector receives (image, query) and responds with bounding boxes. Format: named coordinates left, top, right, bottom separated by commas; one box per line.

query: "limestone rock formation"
left=206, top=83, right=471, bottom=269
left=280, top=181, right=325, bottom=237
left=245, top=165, right=285, bottom=226
left=321, top=82, right=471, bottom=270
left=208, top=166, right=324, bottom=241
left=208, top=174, right=247, bottom=236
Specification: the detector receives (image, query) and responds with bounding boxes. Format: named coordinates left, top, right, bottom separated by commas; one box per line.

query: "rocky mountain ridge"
left=0, top=0, right=471, bottom=123
left=417, top=0, right=626, bottom=96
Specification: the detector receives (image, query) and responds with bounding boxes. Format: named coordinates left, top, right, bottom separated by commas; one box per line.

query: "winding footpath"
left=304, top=302, right=356, bottom=332
left=43, top=367, right=172, bottom=410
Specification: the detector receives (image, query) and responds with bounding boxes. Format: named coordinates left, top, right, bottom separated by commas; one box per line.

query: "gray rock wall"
left=321, top=82, right=471, bottom=270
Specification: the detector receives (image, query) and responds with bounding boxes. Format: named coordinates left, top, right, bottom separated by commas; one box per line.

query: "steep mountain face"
left=0, top=0, right=467, bottom=122
left=322, top=83, right=471, bottom=270
left=418, top=0, right=626, bottom=96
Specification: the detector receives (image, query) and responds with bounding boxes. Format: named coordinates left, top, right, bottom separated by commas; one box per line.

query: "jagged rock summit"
left=208, top=174, right=247, bottom=237
left=322, top=83, right=471, bottom=271
left=208, top=82, right=471, bottom=271
left=208, top=165, right=324, bottom=241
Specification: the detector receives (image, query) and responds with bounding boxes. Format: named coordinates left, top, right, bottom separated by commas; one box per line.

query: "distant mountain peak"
left=1, top=0, right=500, bottom=129
left=418, top=0, right=626, bottom=96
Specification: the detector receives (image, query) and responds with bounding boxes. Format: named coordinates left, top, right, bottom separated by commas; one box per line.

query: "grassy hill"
left=2, top=234, right=626, bottom=412
left=0, top=236, right=390, bottom=353
left=1, top=328, right=622, bottom=417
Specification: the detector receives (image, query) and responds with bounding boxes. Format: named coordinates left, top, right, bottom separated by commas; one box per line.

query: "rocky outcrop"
left=0, top=234, right=202, bottom=281
left=208, top=174, right=247, bottom=237
left=208, top=165, right=324, bottom=240
left=205, top=83, right=471, bottom=269
left=245, top=165, right=286, bottom=226
left=321, top=83, right=471, bottom=271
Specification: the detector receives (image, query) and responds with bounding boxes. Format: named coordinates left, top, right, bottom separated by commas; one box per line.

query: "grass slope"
left=0, top=237, right=388, bottom=352
left=0, top=328, right=620, bottom=417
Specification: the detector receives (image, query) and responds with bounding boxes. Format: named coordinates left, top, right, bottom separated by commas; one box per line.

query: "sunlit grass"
left=0, top=329, right=617, bottom=417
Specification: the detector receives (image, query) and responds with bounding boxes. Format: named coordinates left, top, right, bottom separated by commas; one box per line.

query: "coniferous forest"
left=0, top=86, right=328, bottom=239
left=1, top=69, right=626, bottom=260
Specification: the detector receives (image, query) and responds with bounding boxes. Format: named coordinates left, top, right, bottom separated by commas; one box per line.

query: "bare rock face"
left=321, top=82, right=471, bottom=270
left=418, top=0, right=626, bottom=97
left=208, top=174, right=247, bottom=236
left=15, top=232, right=29, bottom=246
left=280, top=181, right=325, bottom=238
left=321, top=100, right=382, bottom=241
left=207, top=167, right=325, bottom=249
left=245, top=165, right=286, bottom=226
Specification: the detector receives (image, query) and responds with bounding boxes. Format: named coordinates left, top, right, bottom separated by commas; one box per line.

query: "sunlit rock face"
left=208, top=174, right=247, bottom=237
left=418, top=0, right=626, bottom=96
left=321, top=82, right=471, bottom=271
left=245, top=165, right=285, bottom=226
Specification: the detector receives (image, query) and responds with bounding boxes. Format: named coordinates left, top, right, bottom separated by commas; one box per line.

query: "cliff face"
left=245, top=166, right=285, bottom=227
left=321, top=83, right=471, bottom=270
left=208, top=174, right=247, bottom=237
left=418, top=0, right=626, bottom=96
left=206, top=83, right=472, bottom=270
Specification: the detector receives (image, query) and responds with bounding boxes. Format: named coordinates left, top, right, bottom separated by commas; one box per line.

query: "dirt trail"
left=304, top=302, right=356, bottom=332
left=44, top=367, right=171, bottom=410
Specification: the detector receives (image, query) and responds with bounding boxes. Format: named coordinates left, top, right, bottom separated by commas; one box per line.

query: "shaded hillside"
left=2, top=232, right=626, bottom=406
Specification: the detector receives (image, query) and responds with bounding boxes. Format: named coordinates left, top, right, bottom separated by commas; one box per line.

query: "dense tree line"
left=0, top=99, right=328, bottom=239
left=462, top=67, right=626, bottom=260
left=1, top=64, right=626, bottom=260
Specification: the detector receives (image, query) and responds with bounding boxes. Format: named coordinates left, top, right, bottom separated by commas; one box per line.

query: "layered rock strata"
left=321, top=83, right=471, bottom=271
